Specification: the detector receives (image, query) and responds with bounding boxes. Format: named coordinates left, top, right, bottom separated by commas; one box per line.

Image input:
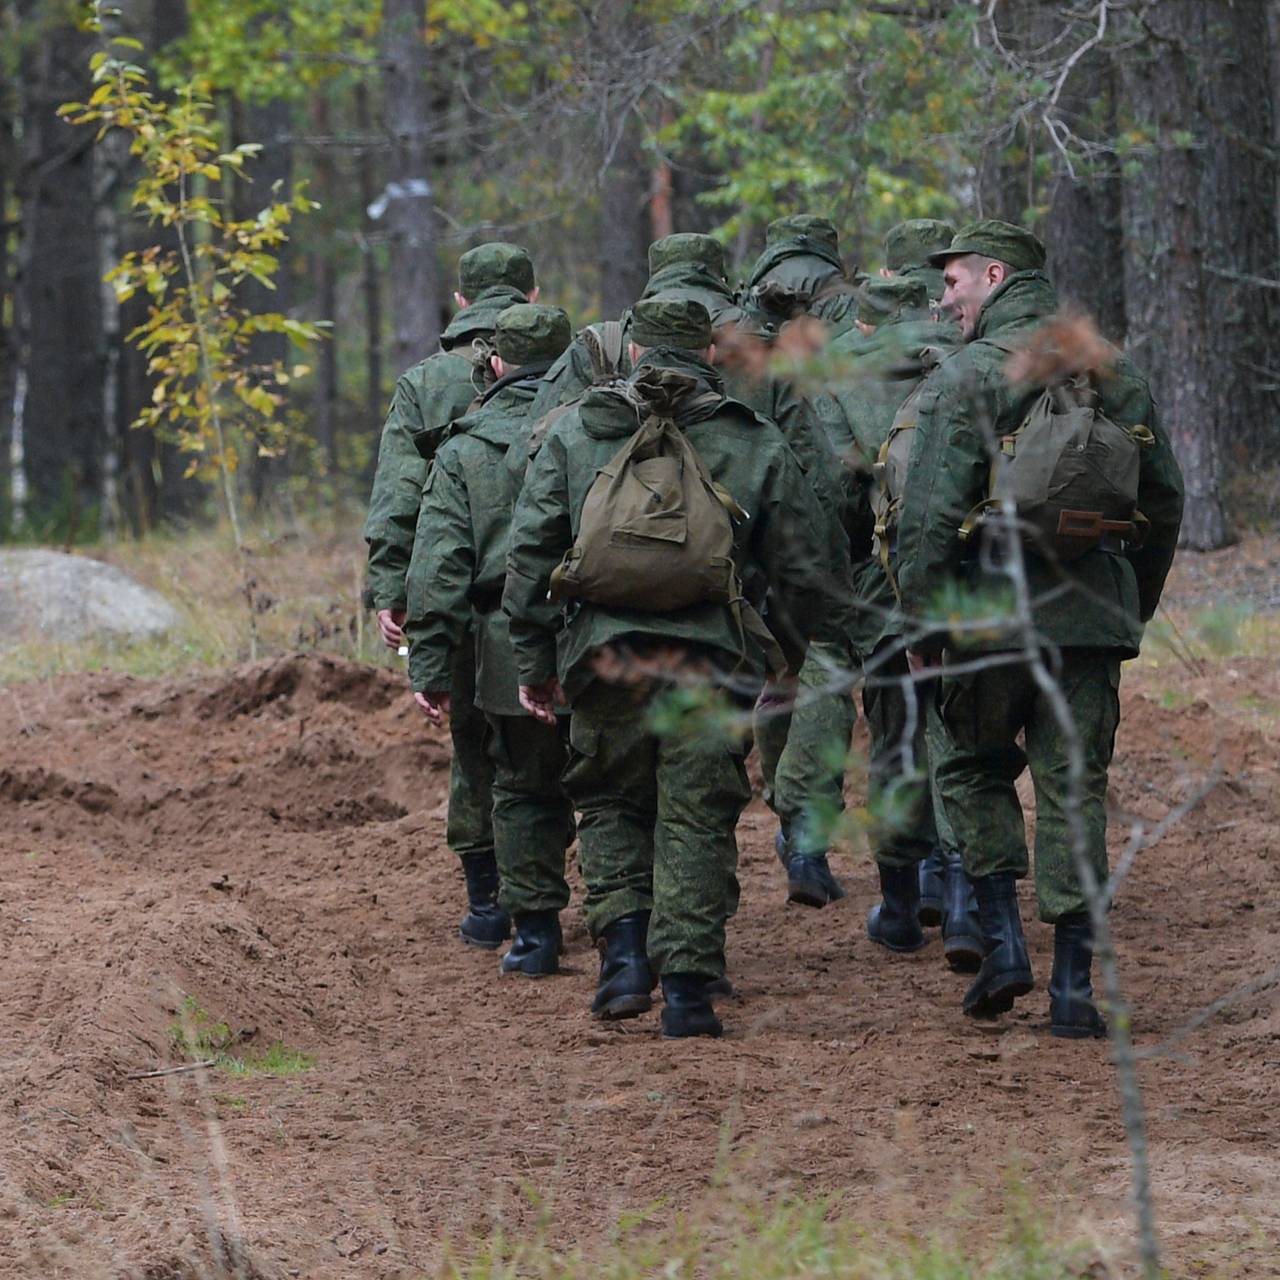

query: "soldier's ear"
left=705, top=342, right=717, bottom=365
left=879, top=267, right=894, bottom=280
left=527, top=286, right=540, bottom=303
left=454, top=291, right=468, bottom=310
left=489, top=354, right=505, bottom=379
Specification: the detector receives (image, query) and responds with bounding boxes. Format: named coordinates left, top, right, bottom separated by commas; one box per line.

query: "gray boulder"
left=0, top=549, right=181, bottom=647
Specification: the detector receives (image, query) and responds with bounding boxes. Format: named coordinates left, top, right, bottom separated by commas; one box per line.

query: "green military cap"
left=458, top=241, right=535, bottom=297
left=494, top=303, right=571, bottom=366
left=766, top=214, right=840, bottom=255
left=647, top=233, right=727, bottom=279
left=884, top=218, right=956, bottom=271
left=928, top=219, right=1047, bottom=273
left=630, top=297, right=713, bottom=350
left=856, top=276, right=930, bottom=326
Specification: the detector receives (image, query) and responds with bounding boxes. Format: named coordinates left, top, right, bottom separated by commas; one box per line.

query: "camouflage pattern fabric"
left=444, top=631, right=496, bottom=863
left=931, top=649, right=1121, bottom=921
left=563, top=677, right=750, bottom=979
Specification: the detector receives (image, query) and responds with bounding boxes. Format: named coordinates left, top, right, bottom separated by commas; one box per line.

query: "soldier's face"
left=941, top=256, right=1000, bottom=340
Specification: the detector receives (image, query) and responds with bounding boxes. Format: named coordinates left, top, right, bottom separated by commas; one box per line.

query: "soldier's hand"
left=519, top=680, right=564, bottom=726
left=906, top=648, right=940, bottom=676
left=377, top=608, right=407, bottom=649
left=414, top=690, right=450, bottom=725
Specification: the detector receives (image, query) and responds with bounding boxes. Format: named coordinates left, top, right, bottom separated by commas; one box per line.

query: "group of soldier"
left=362, top=212, right=1185, bottom=1041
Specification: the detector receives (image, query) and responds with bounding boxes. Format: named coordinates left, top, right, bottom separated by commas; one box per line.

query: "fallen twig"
left=127, top=1059, right=218, bottom=1081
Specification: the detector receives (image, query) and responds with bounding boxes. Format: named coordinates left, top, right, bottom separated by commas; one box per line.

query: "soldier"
left=812, top=277, right=980, bottom=971
left=643, top=234, right=858, bottom=908
left=880, top=218, right=956, bottom=309
left=404, top=304, right=575, bottom=978
left=892, top=220, right=1184, bottom=1033
left=504, top=298, right=852, bottom=1038
left=740, top=214, right=853, bottom=331
left=363, top=242, right=538, bottom=951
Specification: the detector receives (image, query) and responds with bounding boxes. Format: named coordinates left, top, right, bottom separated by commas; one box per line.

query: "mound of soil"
left=0, top=653, right=1276, bottom=1277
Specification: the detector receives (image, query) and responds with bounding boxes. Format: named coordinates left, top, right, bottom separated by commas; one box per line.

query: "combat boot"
left=458, top=850, right=511, bottom=949
left=1049, top=913, right=1108, bottom=1039
left=962, top=873, right=1034, bottom=1019
left=866, top=863, right=926, bottom=952
left=500, top=910, right=563, bottom=977
left=787, top=852, right=846, bottom=908
left=774, top=827, right=792, bottom=870
left=660, top=974, right=723, bottom=1039
left=917, top=847, right=946, bottom=927
left=940, top=852, right=982, bottom=973
left=590, top=911, right=654, bottom=1020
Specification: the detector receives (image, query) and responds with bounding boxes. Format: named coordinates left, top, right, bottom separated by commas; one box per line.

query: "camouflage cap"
left=630, top=297, right=713, bottom=350
left=766, top=214, right=840, bottom=256
left=884, top=219, right=956, bottom=271
left=494, top=303, right=571, bottom=366
left=647, top=233, right=727, bottom=279
left=458, top=242, right=535, bottom=297
left=927, top=219, right=1047, bottom=273
left=856, top=277, right=929, bottom=326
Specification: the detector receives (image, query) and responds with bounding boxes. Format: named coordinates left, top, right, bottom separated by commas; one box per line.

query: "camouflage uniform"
left=813, top=277, right=958, bottom=870
left=405, top=305, right=575, bottom=921
left=741, top=214, right=849, bottom=330
left=505, top=300, right=852, bottom=985
left=363, top=242, right=533, bottom=885
left=895, top=222, right=1185, bottom=922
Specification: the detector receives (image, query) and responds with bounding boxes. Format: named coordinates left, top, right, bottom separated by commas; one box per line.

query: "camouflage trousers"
left=563, top=678, right=751, bottom=981
left=485, top=712, right=574, bottom=918
left=930, top=648, right=1121, bottom=922
left=446, top=629, right=495, bottom=862
left=860, top=642, right=959, bottom=868
left=755, top=642, right=857, bottom=856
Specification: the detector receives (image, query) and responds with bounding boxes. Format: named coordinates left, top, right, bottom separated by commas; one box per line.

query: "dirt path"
left=0, top=653, right=1276, bottom=1278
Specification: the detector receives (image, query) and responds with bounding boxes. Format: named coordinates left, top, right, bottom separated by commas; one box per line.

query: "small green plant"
left=1193, top=602, right=1255, bottom=658
left=169, top=996, right=315, bottom=1076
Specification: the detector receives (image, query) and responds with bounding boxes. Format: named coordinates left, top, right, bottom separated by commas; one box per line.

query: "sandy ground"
left=0, top=644, right=1277, bottom=1278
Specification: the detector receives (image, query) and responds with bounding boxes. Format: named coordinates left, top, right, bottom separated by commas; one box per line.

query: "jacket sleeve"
left=893, top=363, right=995, bottom=644
left=362, top=375, right=429, bottom=611
left=751, top=442, right=855, bottom=658
left=404, top=452, right=475, bottom=694
left=503, top=434, right=572, bottom=686
left=1122, top=399, right=1183, bottom=621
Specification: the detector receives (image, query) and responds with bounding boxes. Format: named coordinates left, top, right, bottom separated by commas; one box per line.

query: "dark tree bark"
left=597, top=5, right=651, bottom=317
left=1044, top=47, right=1126, bottom=343
left=14, top=1, right=104, bottom=535
left=355, top=81, right=385, bottom=433
left=310, top=89, right=339, bottom=472
left=1121, top=0, right=1278, bottom=548
left=0, top=5, right=16, bottom=528
left=382, top=0, right=441, bottom=372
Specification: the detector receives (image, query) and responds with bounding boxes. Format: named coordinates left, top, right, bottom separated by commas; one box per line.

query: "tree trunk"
left=597, top=5, right=651, bottom=317
left=1043, top=43, right=1126, bottom=343
left=0, top=2, right=16, bottom=531
left=1121, top=0, right=1277, bottom=548
left=355, top=82, right=385, bottom=434
left=382, top=0, right=440, bottom=372
left=15, top=2, right=105, bottom=537
left=310, top=90, right=339, bottom=473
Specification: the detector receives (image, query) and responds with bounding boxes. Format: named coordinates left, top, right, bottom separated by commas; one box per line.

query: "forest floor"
left=0, top=534, right=1277, bottom=1278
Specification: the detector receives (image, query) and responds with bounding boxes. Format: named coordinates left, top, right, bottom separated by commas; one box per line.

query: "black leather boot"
left=590, top=912, right=654, bottom=1020
left=660, top=974, right=723, bottom=1039
left=787, top=852, right=846, bottom=908
left=866, top=863, right=926, bottom=952
left=458, top=851, right=511, bottom=949
left=962, top=873, right=1034, bottom=1018
left=774, top=825, right=791, bottom=870
left=500, top=910, right=563, bottom=977
left=704, top=974, right=734, bottom=1000
left=1049, top=913, right=1108, bottom=1039
left=918, top=847, right=946, bottom=927
left=941, top=853, right=982, bottom=973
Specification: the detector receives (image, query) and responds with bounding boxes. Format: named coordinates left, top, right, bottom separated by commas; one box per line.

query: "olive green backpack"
left=549, top=397, right=744, bottom=611
left=957, top=375, right=1154, bottom=561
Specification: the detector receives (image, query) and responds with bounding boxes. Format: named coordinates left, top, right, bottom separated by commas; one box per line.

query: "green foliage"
left=60, top=7, right=324, bottom=534
left=920, top=580, right=1018, bottom=649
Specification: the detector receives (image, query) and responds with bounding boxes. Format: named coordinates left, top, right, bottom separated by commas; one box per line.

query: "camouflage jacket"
left=895, top=271, right=1185, bottom=657
left=504, top=350, right=853, bottom=698
left=813, top=317, right=957, bottom=657
left=361, top=289, right=525, bottom=610
left=404, top=372, right=545, bottom=713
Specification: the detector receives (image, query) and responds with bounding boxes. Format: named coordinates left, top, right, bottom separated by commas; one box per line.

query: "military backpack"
left=548, top=391, right=744, bottom=612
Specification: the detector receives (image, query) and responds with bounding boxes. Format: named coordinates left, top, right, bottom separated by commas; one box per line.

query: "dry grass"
left=0, top=510, right=403, bottom=685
